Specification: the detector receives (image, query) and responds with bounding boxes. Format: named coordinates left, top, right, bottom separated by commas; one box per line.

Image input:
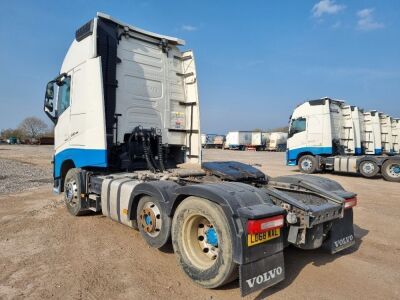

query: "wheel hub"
left=65, top=181, right=78, bottom=206
left=301, top=159, right=312, bottom=171
left=197, top=219, right=219, bottom=261
left=388, top=164, right=400, bottom=177
left=139, top=202, right=162, bottom=237
left=362, top=162, right=375, bottom=174
left=205, top=228, right=218, bottom=247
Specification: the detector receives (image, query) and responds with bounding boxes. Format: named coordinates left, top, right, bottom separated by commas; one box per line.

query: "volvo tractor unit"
left=44, top=14, right=358, bottom=297
left=287, top=97, right=400, bottom=182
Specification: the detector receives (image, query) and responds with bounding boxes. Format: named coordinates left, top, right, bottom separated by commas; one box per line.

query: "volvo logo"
left=246, top=266, right=283, bottom=288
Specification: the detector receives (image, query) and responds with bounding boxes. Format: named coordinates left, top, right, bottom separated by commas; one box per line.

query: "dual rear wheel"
left=359, top=159, right=400, bottom=182
left=136, top=195, right=237, bottom=288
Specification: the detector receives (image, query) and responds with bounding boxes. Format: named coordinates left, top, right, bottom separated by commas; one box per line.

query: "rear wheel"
left=381, top=160, right=400, bottom=182
left=359, top=160, right=379, bottom=178
left=64, top=168, right=87, bottom=216
left=298, top=155, right=317, bottom=174
left=172, top=197, right=237, bottom=288
left=137, top=196, right=171, bottom=249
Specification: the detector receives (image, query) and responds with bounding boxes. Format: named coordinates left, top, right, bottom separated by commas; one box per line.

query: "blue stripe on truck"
left=54, top=148, right=108, bottom=178
left=286, top=146, right=332, bottom=166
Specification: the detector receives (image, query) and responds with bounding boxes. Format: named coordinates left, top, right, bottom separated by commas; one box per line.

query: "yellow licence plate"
left=247, top=228, right=280, bottom=247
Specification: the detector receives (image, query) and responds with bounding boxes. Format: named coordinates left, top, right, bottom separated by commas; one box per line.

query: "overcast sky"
left=0, top=0, right=399, bottom=134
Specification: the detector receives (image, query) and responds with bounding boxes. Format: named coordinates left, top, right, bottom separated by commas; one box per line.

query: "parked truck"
left=287, top=97, right=400, bottom=182
left=267, top=132, right=288, bottom=152
left=225, top=131, right=268, bottom=151
left=43, top=14, right=358, bottom=297
left=224, top=131, right=252, bottom=150
left=201, top=133, right=225, bottom=148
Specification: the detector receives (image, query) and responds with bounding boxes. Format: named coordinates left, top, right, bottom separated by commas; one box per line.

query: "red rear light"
left=344, top=197, right=357, bottom=209
left=247, top=215, right=284, bottom=234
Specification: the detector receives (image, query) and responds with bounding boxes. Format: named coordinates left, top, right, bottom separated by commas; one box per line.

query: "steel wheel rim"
left=65, top=180, right=78, bottom=207
left=362, top=162, right=375, bottom=174
left=139, top=201, right=162, bottom=237
left=388, top=163, right=400, bottom=178
left=182, top=214, right=219, bottom=269
left=301, top=158, right=313, bottom=171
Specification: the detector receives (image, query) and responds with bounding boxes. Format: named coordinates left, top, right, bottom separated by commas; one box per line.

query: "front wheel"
left=381, top=160, right=400, bottom=182
left=64, top=168, right=87, bottom=216
left=172, top=197, right=237, bottom=288
left=298, top=155, right=317, bottom=174
left=359, top=160, right=379, bottom=178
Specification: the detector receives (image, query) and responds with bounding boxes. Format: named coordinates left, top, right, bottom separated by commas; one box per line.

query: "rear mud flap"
left=324, top=209, right=355, bottom=254
left=239, top=251, right=285, bottom=297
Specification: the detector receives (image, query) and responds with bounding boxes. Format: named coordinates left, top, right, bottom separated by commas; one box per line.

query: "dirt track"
left=0, top=146, right=399, bottom=299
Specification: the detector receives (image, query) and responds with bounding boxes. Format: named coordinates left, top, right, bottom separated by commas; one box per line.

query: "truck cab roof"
left=96, top=12, right=185, bottom=45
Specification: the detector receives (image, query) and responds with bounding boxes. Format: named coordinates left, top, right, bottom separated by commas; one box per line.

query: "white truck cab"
left=287, top=97, right=400, bottom=181
left=44, top=13, right=201, bottom=192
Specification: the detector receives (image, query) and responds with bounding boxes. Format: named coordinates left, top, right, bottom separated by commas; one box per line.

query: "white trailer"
left=202, top=134, right=225, bottom=148
left=267, top=132, right=288, bottom=151
left=262, top=132, right=271, bottom=145
left=287, top=97, right=400, bottom=182
left=225, top=131, right=252, bottom=150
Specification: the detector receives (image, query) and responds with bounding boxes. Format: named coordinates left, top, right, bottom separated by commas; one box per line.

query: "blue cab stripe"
left=286, top=146, right=332, bottom=165
left=54, top=148, right=108, bottom=178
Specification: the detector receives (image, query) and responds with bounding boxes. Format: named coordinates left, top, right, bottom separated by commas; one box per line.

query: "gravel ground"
left=0, top=159, right=52, bottom=195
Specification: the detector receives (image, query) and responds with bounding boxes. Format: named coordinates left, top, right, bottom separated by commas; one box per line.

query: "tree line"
left=0, top=117, right=52, bottom=142
left=252, top=126, right=289, bottom=133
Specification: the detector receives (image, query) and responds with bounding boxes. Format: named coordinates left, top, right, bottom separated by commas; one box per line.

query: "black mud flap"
left=239, top=251, right=285, bottom=297
left=324, top=209, right=355, bottom=254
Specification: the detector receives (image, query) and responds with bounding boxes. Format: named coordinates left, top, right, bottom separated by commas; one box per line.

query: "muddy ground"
left=0, top=145, right=399, bottom=299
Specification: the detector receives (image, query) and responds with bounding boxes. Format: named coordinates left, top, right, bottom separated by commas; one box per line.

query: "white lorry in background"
left=225, top=131, right=269, bottom=151
left=287, top=97, right=400, bottom=182
left=267, top=132, right=288, bottom=152
left=224, top=131, right=252, bottom=150
left=201, top=133, right=225, bottom=148
left=43, top=14, right=359, bottom=297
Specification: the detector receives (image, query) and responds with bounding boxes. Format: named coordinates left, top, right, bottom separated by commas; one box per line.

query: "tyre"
left=137, top=196, right=172, bottom=249
left=359, top=160, right=379, bottom=178
left=381, top=160, right=400, bottom=182
left=64, top=168, right=87, bottom=216
left=298, top=155, right=317, bottom=174
left=172, top=197, right=237, bottom=288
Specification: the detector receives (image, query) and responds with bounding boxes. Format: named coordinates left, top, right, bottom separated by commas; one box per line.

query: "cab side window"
left=57, top=77, right=71, bottom=116
left=289, top=117, right=306, bottom=137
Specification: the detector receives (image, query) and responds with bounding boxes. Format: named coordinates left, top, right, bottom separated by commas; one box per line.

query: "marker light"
left=344, top=197, right=357, bottom=209
left=247, top=215, right=284, bottom=234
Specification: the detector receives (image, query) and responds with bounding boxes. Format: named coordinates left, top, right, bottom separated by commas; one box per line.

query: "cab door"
left=54, top=76, right=71, bottom=153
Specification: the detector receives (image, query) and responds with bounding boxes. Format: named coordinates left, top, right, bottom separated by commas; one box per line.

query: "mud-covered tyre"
left=64, top=168, right=87, bottom=216
left=137, top=196, right=171, bottom=249
left=298, top=155, right=317, bottom=174
left=172, top=197, right=237, bottom=288
left=381, top=160, right=400, bottom=182
left=359, top=160, right=379, bottom=178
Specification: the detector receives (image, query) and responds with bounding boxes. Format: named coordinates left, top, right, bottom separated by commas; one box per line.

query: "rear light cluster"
left=247, top=215, right=284, bottom=234
left=344, top=197, right=357, bottom=209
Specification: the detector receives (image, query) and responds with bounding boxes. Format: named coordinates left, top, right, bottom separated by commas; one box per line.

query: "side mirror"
left=44, top=81, right=55, bottom=112
left=46, top=82, right=54, bottom=99
left=44, top=81, right=57, bottom=123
